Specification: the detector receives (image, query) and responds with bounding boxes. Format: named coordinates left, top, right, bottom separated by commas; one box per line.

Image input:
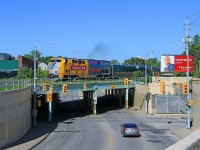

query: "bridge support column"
left=125, top=87, right=129, bottom=109
left=115, top=89, right=118, bottom=106
left=49, top=101, right=52, bottom=122
left=93, top=103, right=96, bottom=115
left=105, top=89, right=107, bottom=96
left=111, top=89, right=114, bottom=104
left=90, top=92, right=93, bottom=113
left=119, top=89, right=122, bottom=107
left=93, top=89, right=98, bottom=115
left=108, top=89, right=110, bottom=98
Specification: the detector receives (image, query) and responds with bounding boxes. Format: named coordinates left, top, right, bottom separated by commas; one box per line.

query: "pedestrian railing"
left=0, top=79, right=32, bottom=92
left=0, top=76, right=146, bottom=92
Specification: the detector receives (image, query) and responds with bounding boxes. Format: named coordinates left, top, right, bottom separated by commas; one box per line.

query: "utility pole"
left=185, top=16, right=191, bottom=129
left=149, top=50, right=153, bottom=59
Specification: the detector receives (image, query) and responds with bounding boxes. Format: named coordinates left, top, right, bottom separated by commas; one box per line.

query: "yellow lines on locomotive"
left=65, top=58, right=89, bottom=78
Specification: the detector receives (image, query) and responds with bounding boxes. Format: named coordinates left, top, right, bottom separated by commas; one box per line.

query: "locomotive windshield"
left=50, top=59, right=61, bottom=62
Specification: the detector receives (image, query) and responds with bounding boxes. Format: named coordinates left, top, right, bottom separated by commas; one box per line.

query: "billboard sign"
left=161, top=55, right=193, bottom=73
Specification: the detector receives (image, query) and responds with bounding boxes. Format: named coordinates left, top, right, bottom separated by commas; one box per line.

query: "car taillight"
left=135, top=128, right=139, bottom=131
left=124, top=128, right=128, bottom=131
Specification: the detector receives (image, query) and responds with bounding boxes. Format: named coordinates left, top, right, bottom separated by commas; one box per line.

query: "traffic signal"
left=36, top=100, right=42, bottom=107
left=182, top=82, right=188, bottom=94
left=146, top=92, right=150, bottom=99
left=62, top=84, right=67, bottom=94
left=124, top=78, right=129, bottom=86
left=47, top=92, right=52, bottom=102
left=187, top=100, right=192, bottom=107
left=110, top=84, right=116, bottom=89
left=42, top=83, right=47, bottom=91
left=51, top=85, right=54, bottom=92
left=176, top=82, right=180, bottom=88
left=160, top=81, right=165, bottom=92
left=83, top=84, right=87, bottom=91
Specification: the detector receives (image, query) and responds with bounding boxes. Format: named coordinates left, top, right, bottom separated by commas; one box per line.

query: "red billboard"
left=161, top=55, right=193, bottom=73
left=174, top=55, right=193, bottom=72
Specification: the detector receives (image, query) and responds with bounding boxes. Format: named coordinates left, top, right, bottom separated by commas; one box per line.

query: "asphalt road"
left=33, top=91, right=186, bottom=150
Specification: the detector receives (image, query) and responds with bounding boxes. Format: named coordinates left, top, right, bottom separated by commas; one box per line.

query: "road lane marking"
left=107, top=132, right=114, bottom=150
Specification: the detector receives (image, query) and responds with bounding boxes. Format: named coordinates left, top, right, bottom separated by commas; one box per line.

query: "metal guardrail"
left=36, top=77, right=150, bottom=84
left=36, top=81, right=137, bottom=94
left=0, top=79, right=32, bottom=92
left=0, top=77, right=144, bottom=92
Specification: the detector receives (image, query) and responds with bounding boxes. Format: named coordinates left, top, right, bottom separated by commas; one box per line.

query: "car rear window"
left=124, top=123, right=137, bottom=128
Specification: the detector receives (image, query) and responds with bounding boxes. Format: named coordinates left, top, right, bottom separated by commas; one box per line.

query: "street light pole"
left=33, top=42, right=55, bottom=127
left=145, top=55, right=148, bottom=114
left=33, top=46, right=37, bottom=127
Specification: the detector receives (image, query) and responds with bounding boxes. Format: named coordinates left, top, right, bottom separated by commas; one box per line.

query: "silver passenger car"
left=121, top=123, right=140, bottom=137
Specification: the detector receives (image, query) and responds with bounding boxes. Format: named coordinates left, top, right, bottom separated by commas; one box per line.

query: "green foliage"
left=37, top=67, right=48, bottom=78
left=147, top=58, right=160, bottom=67
left=193, top=70, right=200, bottom=78
left=182, top=34, right=200, bottom=73
left=123, top=57, right=145, bottom=65
left=123, top=57, right=160, bottom=67
left=16, top=67, right=33, bottom=79
left=24, top=50, right=53, bottom=65
left=110, top=59, right=119, bottom=65
left=132, top=70, right=144, bottom=78
left=40, top=56, right=53, bottom=64
left=16, top=67, right=48, bottom=79
left=174, top=72, right=186, bottom=77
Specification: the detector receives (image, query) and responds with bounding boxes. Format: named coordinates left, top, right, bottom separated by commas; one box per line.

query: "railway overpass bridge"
left=34, top=79, right=137, bottom=121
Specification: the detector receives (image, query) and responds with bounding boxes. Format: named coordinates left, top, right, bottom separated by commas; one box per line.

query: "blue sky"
left=0, top=0, right=200, bottom=63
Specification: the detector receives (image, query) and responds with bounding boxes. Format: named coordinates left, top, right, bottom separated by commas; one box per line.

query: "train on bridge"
left=47, top=56, right=160, bottom=79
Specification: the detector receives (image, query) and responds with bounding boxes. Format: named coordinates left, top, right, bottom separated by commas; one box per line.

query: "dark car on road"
left=121, top=123, right=140, bottom=137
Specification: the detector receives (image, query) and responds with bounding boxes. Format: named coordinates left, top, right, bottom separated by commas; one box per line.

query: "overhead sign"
left=161, top=55, right=193, bottom=73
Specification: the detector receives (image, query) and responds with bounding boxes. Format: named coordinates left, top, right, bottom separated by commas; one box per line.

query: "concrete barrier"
left=166, top=128, right=200, bottom=150
left=0, top=87, right=32, bottom=148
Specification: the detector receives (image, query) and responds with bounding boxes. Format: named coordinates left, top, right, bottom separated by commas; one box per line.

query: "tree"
left=132, top=70, right=144, bottom=78
left=110, top=59, right=119, bottom=65
left=37, top=67, right=48, bottom=78
left=123, top=57, right=160, bottom=67
left=182, top=34, right=200, bottom=73
left=189, top=35, right=200, bottom=72
left=123, top=57, right=145, bottom=65
left=24, top=50, right=53, bottom=64
left=147, top=58, right=160, bottom=67
left=16, top=67, right=33, bottom=79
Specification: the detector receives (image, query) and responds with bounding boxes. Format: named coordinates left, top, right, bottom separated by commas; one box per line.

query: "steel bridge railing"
left=0, top=79, right=32, bottom=92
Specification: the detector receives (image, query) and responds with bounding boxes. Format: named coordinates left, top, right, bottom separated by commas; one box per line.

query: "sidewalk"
left=3, top=121, right=57, bottom=150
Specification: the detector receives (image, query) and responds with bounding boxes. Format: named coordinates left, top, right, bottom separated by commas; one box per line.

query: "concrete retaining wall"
left=192, top=78, right=200, bottom=128
left=0, top=87, right=32, bottom=148
left=134, top=84, right=145, bottom=110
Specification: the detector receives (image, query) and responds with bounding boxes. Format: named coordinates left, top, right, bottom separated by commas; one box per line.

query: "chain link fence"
left=152, top=94, right=188, bottom=114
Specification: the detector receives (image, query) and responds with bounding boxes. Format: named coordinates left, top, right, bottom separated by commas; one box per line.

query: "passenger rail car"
left=47, top=57, right=160, bottom=78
